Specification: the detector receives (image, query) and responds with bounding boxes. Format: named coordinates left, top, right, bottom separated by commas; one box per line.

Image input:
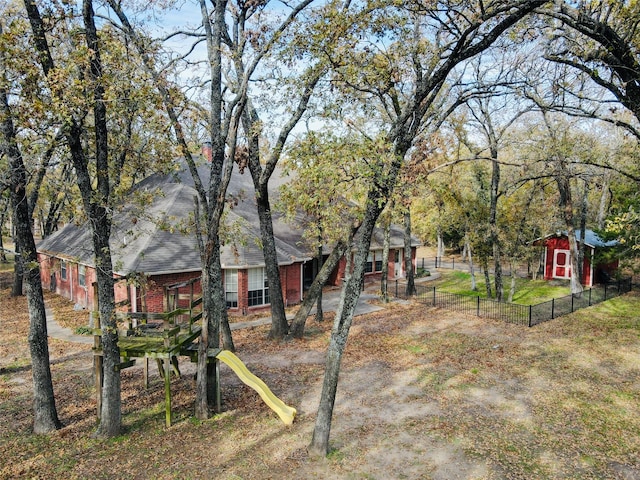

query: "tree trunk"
left=555, top=163, right=583, bottom=296
left=403, top=209, right=415, bottom=296
left=11, top=239, right=23, bottom=297
left=577, top=180, right=588, bottom=283
left=482, top=256, right=492, bottom=298
left=488, top=137, right=503, bottom=302
left=596, top=173, right=610, bottom=230
left=93, top=228, right=121, bottom=437
left=436, top=227, right=445, bottom=259
left=493, top=241, right=503, bottom=302
left=315, top=239, right=324, bottom=322
left=465, top=235, right=477, bottom=291
left=2, top=67, right=61, bottom=433
left=288, top=240, right=349, bottom=339
left=255, top=183, right=289, bottom=339
left=508, top=260, right=517, bottom=303
left=380, top=217, right=391, bottom=302
left=0, top=200, right=8, bottom=263
left=309, top=186, right=387, bottom=456
left=201, top=239, right=228, bottom=411
left=241, top=102, right=289, bottom=338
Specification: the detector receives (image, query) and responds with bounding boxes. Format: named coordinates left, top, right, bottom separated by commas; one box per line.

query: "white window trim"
left=248, top=267, right=269, bottom=307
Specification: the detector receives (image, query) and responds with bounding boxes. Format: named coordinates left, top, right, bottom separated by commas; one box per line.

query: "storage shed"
left=533, top=230, right=619, bottom=287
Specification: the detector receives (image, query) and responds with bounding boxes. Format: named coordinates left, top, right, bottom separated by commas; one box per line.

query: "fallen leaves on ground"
left=1, top=287, right=640, bottom=479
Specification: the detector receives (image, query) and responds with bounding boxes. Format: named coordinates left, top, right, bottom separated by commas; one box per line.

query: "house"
left=533, top=230, right=619, bottom=287
left=37, top=157, right=420, bottom=314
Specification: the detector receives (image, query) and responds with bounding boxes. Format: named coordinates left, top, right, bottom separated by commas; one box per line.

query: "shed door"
left=553, top=249, right=571, bottom=279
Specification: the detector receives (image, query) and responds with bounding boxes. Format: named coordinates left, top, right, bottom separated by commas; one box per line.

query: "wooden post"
left=164, top=355, right=172, bottom=427
left=143, top=358, right=149, bottom=389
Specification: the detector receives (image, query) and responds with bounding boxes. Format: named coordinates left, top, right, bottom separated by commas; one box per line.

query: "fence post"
left=476, top=296, right=480, bottom=317
left=588, top=288, right=592, bottom=306
left=528, top=305, right=532, bottom=328
left=452, top=257, right=455, bottom=270
left=433, top=286, right=436, bottom=307
left=395, top=280, right=398, bottom=298
left=551, top=298, right=555, bottom=319
left=571, top=294, right=574, bottom=313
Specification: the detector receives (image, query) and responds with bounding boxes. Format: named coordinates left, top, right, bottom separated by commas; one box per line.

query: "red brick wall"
left=236, top=269, right=249, bottom=315
left=281, top=263, right=302, bottom=307
left=142, top=271, right=202, bottom=313
left=38, top=254, right=97, bottom=310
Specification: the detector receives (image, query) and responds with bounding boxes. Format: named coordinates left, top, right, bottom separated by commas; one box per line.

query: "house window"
left=78, top=265, right=86, bottom=287
left=365, top=252, right=382, bottom=273
left=225, top=269, right=238, bottom=308
left=248, top=268, right=269, bottom=307
left=365, top=252, right=374, bottom=273
left=60, top=261, right=67, bottom=281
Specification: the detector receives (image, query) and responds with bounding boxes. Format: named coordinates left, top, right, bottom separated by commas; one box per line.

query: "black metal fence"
left=416, top=257, right=526, bottom=277
left=394, top=277, right=633, bottom=327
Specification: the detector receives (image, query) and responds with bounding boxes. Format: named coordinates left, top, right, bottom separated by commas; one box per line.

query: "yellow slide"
left=216, top=350, right=297, bottom=425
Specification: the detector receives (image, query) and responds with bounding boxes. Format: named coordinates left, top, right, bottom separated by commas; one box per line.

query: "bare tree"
left=308, top=0, right=549, bottom=456
left=0, top=21, right=61, bottom=433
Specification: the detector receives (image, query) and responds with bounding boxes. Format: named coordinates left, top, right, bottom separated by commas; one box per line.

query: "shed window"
left=60, top=261, right=67, bottom=281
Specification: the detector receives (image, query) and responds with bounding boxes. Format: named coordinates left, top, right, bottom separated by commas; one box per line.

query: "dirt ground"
left=1, top=280, right=640, bottom=479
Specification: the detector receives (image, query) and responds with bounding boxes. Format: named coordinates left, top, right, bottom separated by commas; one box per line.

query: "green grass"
left=431, top=270, right=572, bottom=305
left=0, top=254, right=13, bottom=273
left=0, top=237, right=14, bottom=273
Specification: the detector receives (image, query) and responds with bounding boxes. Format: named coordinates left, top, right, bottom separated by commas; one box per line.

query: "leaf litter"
left=1, top=287, right=639, bottom=479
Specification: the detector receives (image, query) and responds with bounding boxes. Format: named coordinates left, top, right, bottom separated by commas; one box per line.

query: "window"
left=78, top=265, right=86, bottom=287
left=248, top=268, right=269, bottom=307
left=225, top=269, right=238, bottom=308
left=365, top=252, right=383, bottom=273
left=365, top=252, right=374, bottom=273
left=375, top=252, right=383, bottom=272
left=60, top=261, right=67, bottom=281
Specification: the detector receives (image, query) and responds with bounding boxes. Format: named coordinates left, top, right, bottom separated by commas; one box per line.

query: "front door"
left=394, top=250, right=402, bottom=277
left=553, top=249, right=571, bottom=279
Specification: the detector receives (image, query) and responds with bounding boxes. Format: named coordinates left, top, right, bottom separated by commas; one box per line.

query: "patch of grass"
left=431, top=270, right=572, bottom=304
left=327, top=447, right=346, bottom=463
left=74, top=326, right=93, bottom=335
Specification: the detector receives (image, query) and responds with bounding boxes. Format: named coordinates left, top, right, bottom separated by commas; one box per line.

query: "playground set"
left=91, top=278, right=296, bottom=427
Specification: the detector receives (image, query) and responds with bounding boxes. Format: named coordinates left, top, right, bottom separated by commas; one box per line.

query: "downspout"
left=132, top=284, right=137, bottom=312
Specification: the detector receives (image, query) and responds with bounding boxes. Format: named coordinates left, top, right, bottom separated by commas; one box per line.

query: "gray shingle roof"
left=37, top=158, right=420, bottom=275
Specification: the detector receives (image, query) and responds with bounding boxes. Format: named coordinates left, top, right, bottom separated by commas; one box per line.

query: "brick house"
left=37, top=158, right=419, bottom=314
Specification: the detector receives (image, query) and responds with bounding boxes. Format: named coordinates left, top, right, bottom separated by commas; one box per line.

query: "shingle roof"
left=575, top=229, right=619, bottom=248
left=37, top=157, right=420, bottom=275
left=532, top=229, right=619, bottom=249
